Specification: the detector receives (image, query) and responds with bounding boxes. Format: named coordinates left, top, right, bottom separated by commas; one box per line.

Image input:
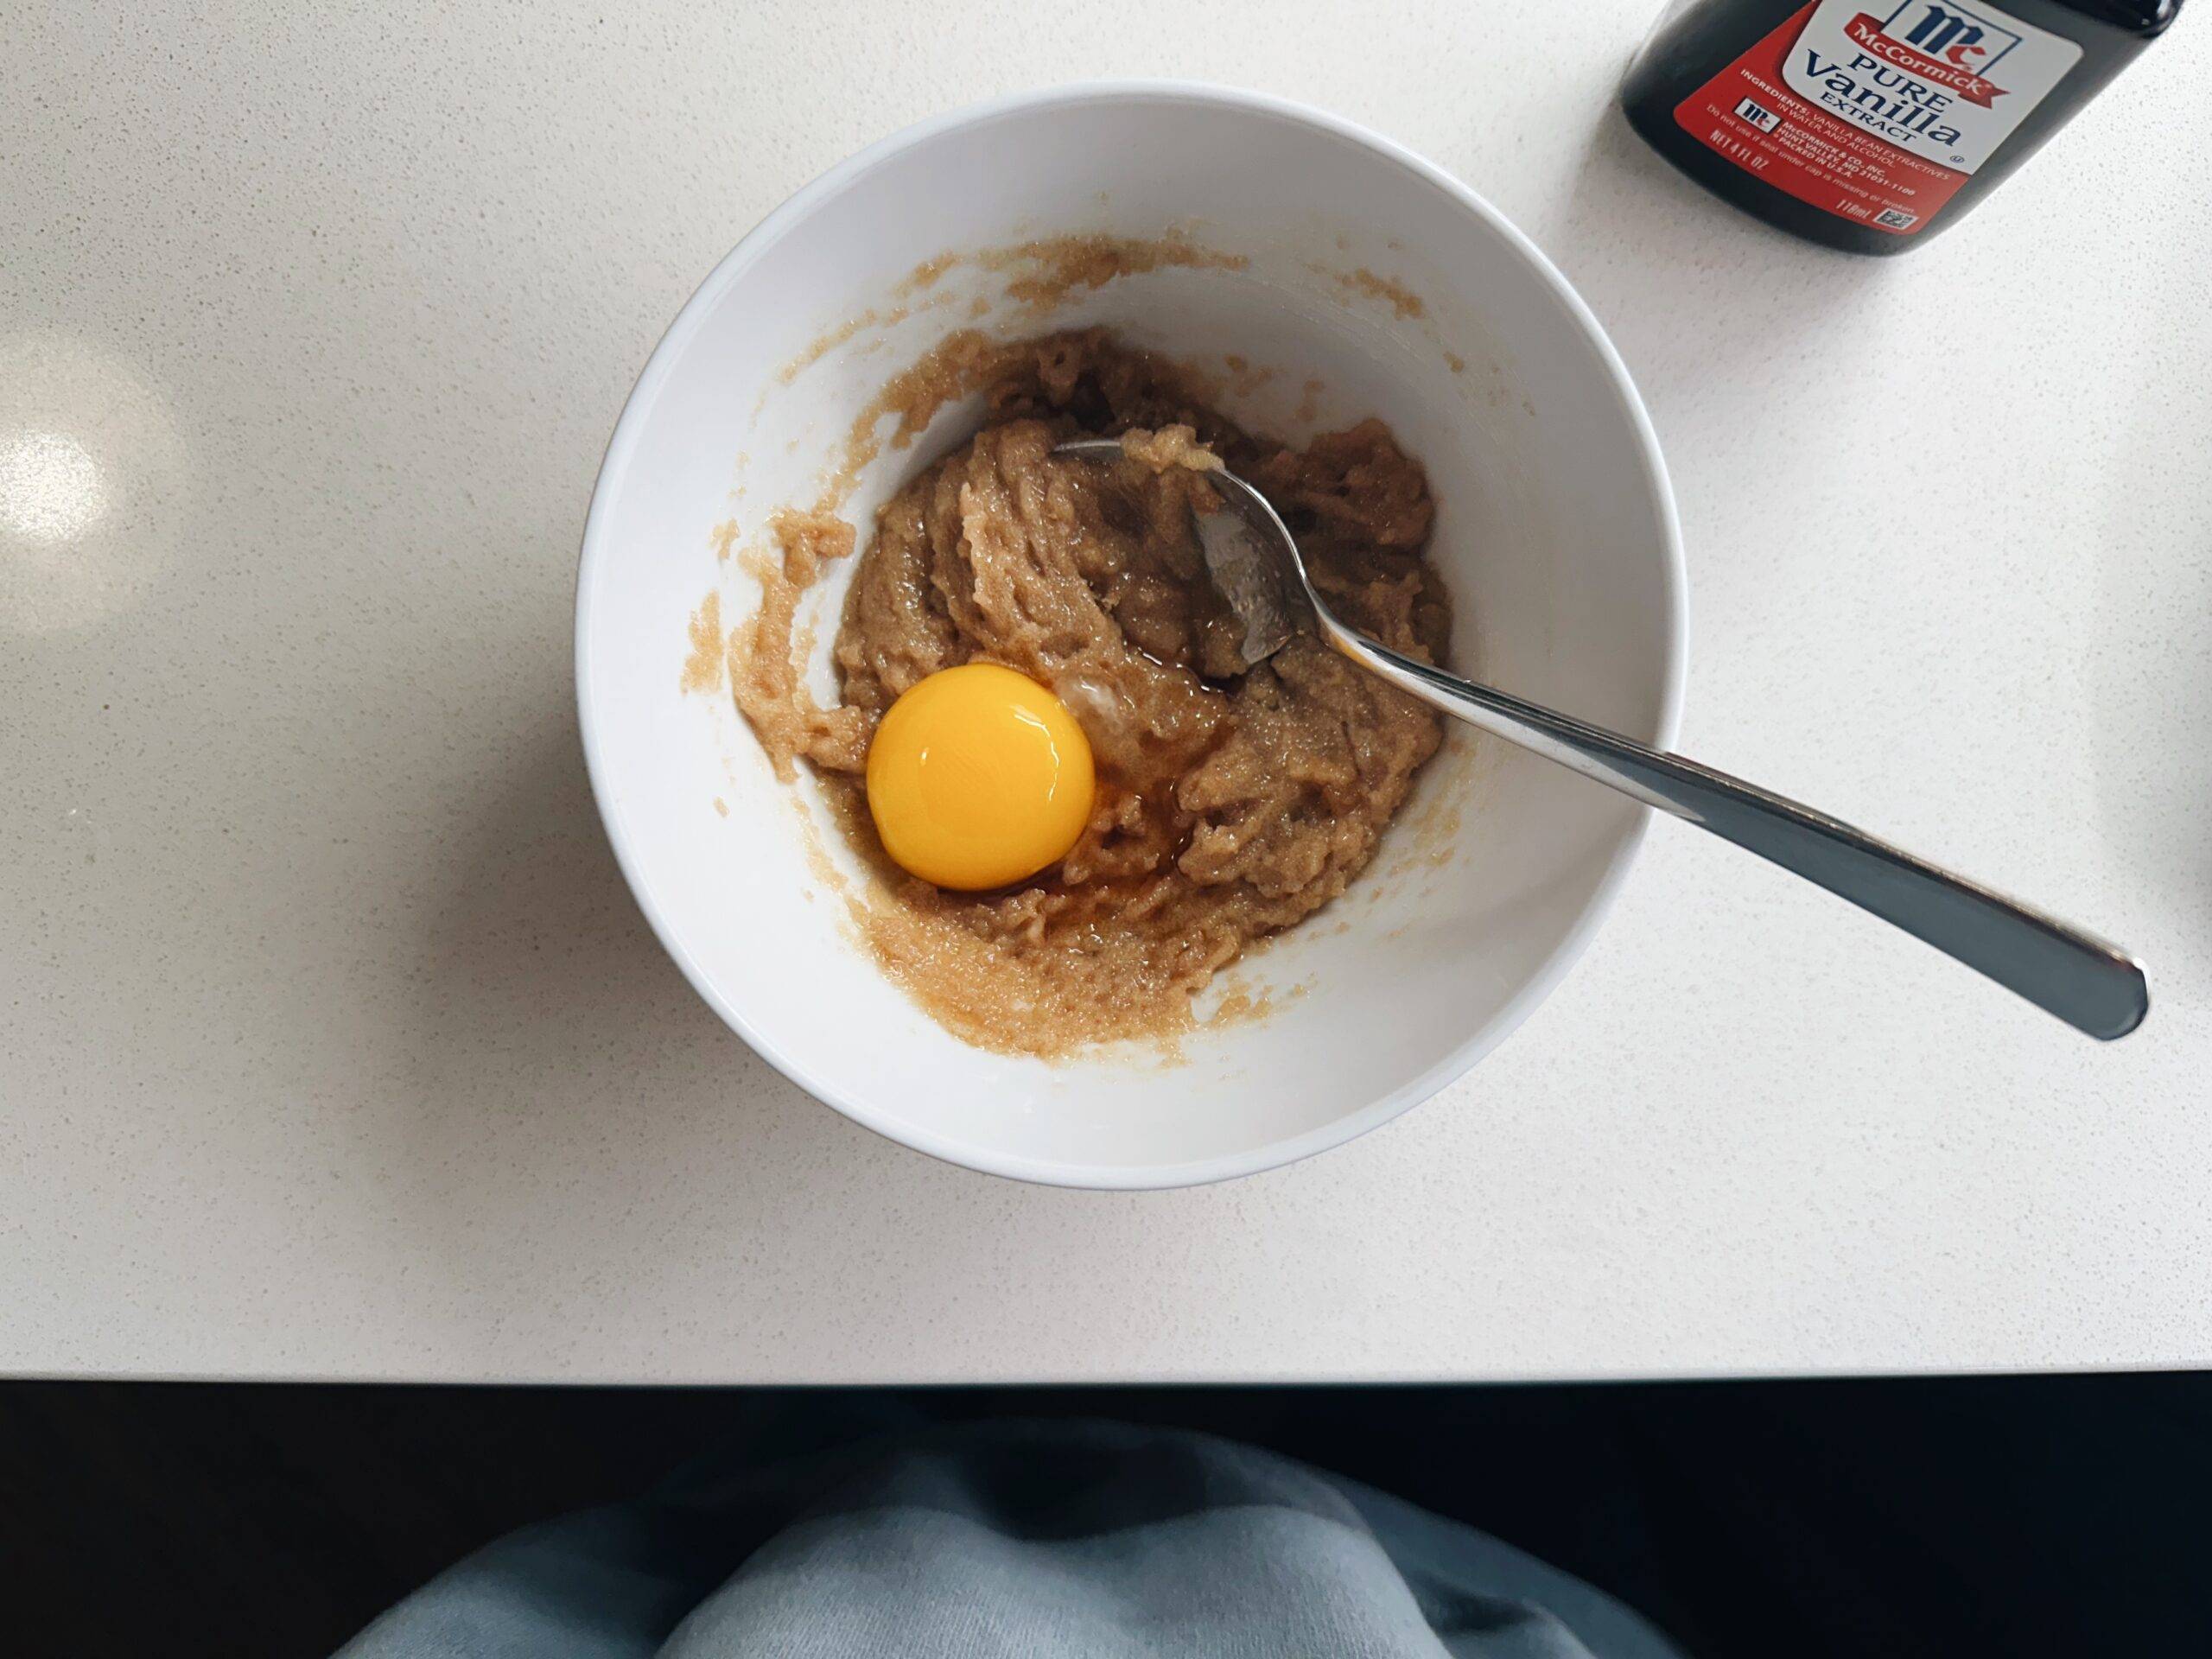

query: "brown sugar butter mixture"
left=731, top=329, right=1451, bottom=1056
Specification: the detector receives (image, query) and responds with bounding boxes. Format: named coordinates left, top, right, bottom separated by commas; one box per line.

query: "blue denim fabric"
left=339, top=1421, right=1681, bottom=1659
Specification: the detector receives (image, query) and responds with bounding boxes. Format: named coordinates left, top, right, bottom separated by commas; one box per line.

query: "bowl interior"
left=579, top=87, right=1680, bottom=1186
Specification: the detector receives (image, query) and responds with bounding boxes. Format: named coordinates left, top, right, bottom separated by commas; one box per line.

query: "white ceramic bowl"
left=576, top=83, right=1684, bottom=1190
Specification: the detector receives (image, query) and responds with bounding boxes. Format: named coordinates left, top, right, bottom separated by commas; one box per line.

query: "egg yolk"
left=865, top=663, right=1096, bottom=892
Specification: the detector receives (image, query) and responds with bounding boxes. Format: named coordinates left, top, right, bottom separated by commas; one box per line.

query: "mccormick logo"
left=1844, top=3, right=2021, bottom=105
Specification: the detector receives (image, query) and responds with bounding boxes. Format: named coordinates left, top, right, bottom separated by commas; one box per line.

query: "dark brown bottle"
left=1621, top=0, right=2183, bottom=253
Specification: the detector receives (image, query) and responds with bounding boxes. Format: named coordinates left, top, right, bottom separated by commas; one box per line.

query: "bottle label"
left=1674, top=0, right=2082, bottom=235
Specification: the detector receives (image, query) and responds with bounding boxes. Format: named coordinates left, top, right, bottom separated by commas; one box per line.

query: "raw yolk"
left=865, top=663, right=1096, bottom=892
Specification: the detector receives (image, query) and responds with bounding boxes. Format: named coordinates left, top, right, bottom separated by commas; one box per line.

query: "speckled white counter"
left=6, top=3, right=2209, bottom=1382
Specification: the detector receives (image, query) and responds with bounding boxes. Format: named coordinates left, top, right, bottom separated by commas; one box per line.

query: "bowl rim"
left=575, top=79, right=1688, bottom=1192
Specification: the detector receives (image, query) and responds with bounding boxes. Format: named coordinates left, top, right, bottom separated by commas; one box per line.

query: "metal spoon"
left=1055, top=437, right=2147, bottom=1039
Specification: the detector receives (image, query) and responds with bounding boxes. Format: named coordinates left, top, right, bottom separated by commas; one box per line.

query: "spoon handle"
left=1329, top=625, right=2148, bottom=1040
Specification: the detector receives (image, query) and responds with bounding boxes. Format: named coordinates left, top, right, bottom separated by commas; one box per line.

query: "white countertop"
left=7, top=3, right=2209, bottom=1384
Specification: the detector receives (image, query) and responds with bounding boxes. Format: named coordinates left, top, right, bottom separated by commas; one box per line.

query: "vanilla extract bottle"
left=1621, top=0, right=2183, bottom=252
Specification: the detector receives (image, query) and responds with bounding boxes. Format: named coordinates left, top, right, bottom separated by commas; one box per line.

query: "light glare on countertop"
left=0, top=429, right=108, bottom=543
left=0, top=334, right=186, bottom=634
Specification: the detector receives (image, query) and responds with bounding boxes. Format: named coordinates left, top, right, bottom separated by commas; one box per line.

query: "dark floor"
left=3, top=1374, right=2206, bottom=1657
